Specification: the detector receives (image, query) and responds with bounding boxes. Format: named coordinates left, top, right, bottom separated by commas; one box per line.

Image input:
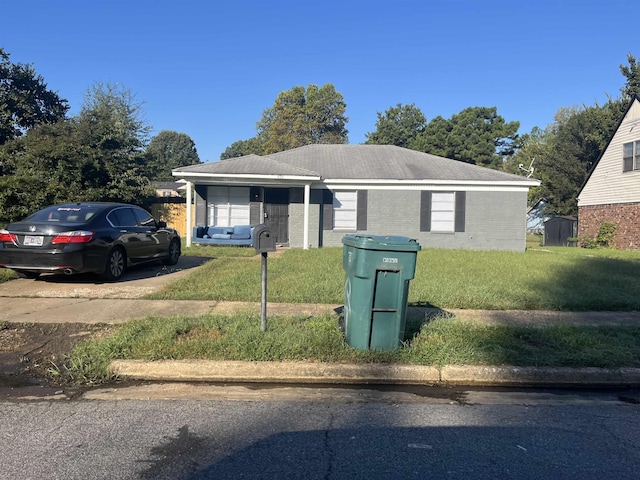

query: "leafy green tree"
left=0, top=81, right=156, bottom=223
left=365, top=103, right=426, bottom=148
left=507, top=99, right=623, bottom=215
left=0, top=119, right=98, bottom=221
left=145, top=130, right=200, bottom=180
left=541, top=101, right=622, bottom=215
left=75, top=82, right=154, bottom=204
left=620, top=53, right=640, bottom=99
left=412, top=106, right=519, bottom=168
left=504, top=53, right=640, bottom=216
left=220, top=136, right=265, bottom=159
left=257, top=83, right=348, bottom=154
left=0, top=48, right=69, bottom=144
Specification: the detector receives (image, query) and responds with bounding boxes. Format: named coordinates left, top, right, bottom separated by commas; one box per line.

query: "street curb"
left=109, top=360, right=640, bottom=387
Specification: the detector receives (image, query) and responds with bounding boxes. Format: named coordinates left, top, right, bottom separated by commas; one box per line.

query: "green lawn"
left=7, top=243, right=640, bottom=384
left=154, top=244, right=640, bottom=311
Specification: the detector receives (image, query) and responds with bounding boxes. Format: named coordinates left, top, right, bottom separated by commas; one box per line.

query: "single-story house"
left=577, top=94, right=640, bottom=249
left=172, top=144, right=540, bottom=251
left=526, top=197, right=550, bottom=235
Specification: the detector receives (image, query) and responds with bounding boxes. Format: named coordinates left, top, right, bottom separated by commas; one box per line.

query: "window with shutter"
left=420, top=191, right=465, bottom=232
left=333, top=191, right=357, bottom=230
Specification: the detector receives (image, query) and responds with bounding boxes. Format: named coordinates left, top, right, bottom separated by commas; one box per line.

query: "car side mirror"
left=157, top=221, right=167, bottom=228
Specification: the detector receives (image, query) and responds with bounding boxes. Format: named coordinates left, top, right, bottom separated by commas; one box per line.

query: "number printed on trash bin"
left=383, top=257, right=398, bottom=263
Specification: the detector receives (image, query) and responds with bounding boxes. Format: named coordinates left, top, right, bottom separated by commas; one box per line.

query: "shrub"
left=575, top=222, right=618, bottom=249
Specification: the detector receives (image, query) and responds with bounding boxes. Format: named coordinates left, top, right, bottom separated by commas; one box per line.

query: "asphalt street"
left=1, top=387, right=639, bottom=479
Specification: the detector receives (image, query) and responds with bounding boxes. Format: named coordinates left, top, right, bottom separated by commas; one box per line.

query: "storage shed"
left=544, top=216, right=578, bottom=247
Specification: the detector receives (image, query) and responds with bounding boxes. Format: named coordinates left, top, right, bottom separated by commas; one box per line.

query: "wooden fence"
left=151, top=201, right=194, bottom=237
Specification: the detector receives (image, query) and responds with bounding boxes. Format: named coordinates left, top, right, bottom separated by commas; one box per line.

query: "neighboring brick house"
left=577, top=95, right=640, bottom=249
left=173, top=144, right=540, bottom=251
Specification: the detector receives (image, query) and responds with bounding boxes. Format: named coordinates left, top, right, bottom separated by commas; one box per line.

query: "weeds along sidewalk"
left=58, top=300, right=640, bottom=387
left=106, top=304, right=640, bottom=388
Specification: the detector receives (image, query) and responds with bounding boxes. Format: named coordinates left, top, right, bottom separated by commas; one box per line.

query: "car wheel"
left=102, top=247, right=126, bottom=281
left=163, top=239, right=181, bottom=266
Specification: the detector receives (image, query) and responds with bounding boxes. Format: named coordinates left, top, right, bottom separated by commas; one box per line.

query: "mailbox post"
left=254, top=224, right=276, bottom=332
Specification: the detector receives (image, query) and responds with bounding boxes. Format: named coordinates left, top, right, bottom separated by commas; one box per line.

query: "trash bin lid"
left=342, top=234, right=421, bottom=252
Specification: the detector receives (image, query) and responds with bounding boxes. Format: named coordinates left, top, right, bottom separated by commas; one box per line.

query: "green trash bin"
left=342, top=234, right=421, bottom=350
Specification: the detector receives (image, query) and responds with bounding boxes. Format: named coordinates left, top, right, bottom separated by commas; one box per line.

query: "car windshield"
left=25, top=205, right=100, bottom=224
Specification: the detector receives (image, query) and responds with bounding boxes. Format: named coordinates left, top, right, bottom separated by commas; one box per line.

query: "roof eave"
left=324, top=178, right=541, bottom=187
left=172, top=172, right=322, bottom=182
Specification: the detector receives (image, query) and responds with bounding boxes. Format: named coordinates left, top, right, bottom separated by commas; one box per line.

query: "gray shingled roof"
left=175, top=145, right=535, bottom=183
left=173, top=154, right=320, bottom=177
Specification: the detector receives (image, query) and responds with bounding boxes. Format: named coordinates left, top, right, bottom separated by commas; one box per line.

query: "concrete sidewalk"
left=3, top=295, right=640, bottom=327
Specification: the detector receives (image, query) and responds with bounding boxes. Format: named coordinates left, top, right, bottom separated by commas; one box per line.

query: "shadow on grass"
left=515, top=254, right=640, bottom=311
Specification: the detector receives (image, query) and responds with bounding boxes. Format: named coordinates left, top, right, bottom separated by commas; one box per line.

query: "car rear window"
left=26, top=206, right=100, bottom=224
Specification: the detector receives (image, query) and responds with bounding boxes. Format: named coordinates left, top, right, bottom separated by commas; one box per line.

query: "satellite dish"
left=518, top=158, right=535, bottom=178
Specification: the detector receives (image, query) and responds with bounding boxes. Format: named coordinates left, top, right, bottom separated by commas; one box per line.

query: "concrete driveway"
left=0, top=256, right=220, bottom=324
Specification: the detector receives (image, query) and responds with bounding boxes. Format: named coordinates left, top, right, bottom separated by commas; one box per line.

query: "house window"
left=431, top=192, right=455, bottom=232
left=333, top=191, right=357, bottom=229
left=622, top=141, right=640, bottom=172
left=420, top=191, right=466, bottom=232
left=207, top=186, right=250, bottom=226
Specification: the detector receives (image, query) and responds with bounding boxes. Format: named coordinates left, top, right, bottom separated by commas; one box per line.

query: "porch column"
left=186, top=181, right=193, bottom=247
left=303, top=183, right=310, bottom=250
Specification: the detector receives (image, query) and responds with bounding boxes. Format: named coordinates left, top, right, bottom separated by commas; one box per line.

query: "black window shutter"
left=357, top=190, right=368, bottom=230
left=322, top=190, right=334, bottom=230
left=455, top=191, right=466, bottom=232
left=420, top=191, right=431, bottom=232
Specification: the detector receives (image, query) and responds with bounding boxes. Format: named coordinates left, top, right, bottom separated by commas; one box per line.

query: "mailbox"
left=254, top=224, right=276, bottom=253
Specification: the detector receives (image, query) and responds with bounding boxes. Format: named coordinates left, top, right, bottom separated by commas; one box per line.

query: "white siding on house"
left=578, top=99, right=640, bottom=206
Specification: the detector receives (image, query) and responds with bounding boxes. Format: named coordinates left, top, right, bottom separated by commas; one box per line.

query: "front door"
left=264, top=188, right=289, bottom=245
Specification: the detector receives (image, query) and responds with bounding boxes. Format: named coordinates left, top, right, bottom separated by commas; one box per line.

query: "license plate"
left=23, top=235, right=44, bottom=246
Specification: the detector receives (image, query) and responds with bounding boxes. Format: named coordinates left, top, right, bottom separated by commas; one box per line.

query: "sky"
left=1, top=0, right=638, bottom=162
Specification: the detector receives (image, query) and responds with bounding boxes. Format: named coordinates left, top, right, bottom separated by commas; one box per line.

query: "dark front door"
left=264, top=188, right=289, bottom=245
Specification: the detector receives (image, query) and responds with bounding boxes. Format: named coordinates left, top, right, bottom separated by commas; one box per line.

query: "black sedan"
left=0, top=202, right=181, bottom=281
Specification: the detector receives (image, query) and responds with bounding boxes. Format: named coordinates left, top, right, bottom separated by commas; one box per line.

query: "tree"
left=409, top=115, right=451, bottom=157
left=620, top=53, right=640, bottom=99
left=506, top=99, right=623, bottom=215
left=0, top=81, right=158, bottom=223
left=541, top=101, right=621, bottom=215
left=365, top=103, right=426, bottom=148
left=145, top=130, right=201, bottom=180
left=412, top=106, right=519, bottom=168
left=0, top=48, right=69, bottom=144
left=0, top=119, right=98, bottom=221
left=75, top=82, right=154, bottom=204
left=220, top=136, right=265, bottom=159
left=257, top=83, right=348, bottom=154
